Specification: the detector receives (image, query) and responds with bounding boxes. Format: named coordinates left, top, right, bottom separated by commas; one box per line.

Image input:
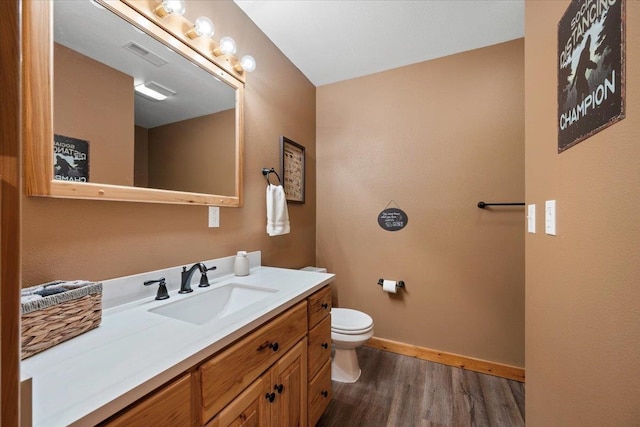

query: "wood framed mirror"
left=23, top=0, right=245, bottom=206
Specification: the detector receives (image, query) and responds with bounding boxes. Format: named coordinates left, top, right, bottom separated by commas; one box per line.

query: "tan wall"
left=23, top=0, right=316, bottom=286
left=525, top=2, right=640, bottom=425
left=53, top=43, right=134, bottom=186
left=147, top=109, right=236, bottom=195
left=134, top=125, right=149, bottom=187
left=317, top=40, right=525, bottom=367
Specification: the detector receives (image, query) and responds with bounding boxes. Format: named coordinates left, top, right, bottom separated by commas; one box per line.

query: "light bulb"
left=239, top=55, right=256, bottom=72
left=155, top=0, right=186, bottom=17
left=218, top=36, right=237, bottom=56
left=188, top=16, right=214, bottom=39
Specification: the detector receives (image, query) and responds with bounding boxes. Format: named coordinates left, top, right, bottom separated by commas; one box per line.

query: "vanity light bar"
left=152, top=1, right=257, bottom=73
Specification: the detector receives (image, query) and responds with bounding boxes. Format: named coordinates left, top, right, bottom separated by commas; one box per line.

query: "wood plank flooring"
left=317, top=346, right=524, bottom=427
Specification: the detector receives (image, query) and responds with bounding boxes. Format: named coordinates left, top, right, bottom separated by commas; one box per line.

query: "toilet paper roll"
left=382, top=279, right=397, bottom=294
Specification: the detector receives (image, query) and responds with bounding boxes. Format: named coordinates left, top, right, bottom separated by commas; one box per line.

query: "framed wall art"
left=557, top=0, right=625, bottom=152
left=280, top=136, right=305, bottom=203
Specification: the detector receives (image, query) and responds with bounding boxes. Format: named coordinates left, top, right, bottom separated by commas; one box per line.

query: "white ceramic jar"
left=234, top=251, right=249, bottom=276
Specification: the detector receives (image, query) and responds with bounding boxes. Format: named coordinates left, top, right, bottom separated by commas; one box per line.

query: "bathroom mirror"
left=23, top=0, right=245, bottom=206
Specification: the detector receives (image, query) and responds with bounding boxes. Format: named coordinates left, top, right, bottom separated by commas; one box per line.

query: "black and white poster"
left=558, top=0, right=625, bottom=152
left=53, top=134, right=89, bottom=182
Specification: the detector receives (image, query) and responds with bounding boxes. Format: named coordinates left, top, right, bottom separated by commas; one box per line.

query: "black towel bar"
left=477, top=201, right=525, bottom=209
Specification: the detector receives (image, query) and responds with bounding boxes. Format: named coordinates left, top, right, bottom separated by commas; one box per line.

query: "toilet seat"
left=331, top=308, right=373, bottom=335
left=332, top=326, right=373, bottom=335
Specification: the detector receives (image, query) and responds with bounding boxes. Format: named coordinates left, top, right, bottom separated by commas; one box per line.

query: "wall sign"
left=557, top=0, right=625, bottom=152
left=378, top=202, right=408, bottom=232
left=53, top=134, right=89, bottom=182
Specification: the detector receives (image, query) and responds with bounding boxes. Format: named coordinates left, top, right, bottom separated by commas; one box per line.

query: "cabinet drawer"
left=307, top=315, right=331, bottom=379
left=307, top=286, right=331, bottom=329
left=200, top=301, right=308, bottom=424
left=101, top=373, right=192, bottom=427
left=308, top=359, right=332, bottom=427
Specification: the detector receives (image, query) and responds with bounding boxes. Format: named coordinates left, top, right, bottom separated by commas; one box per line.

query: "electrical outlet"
left=208, top=206, right=220, bottom=228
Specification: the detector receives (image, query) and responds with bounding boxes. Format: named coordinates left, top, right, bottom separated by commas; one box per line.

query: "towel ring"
left=261, top=168, right=282, bottom=185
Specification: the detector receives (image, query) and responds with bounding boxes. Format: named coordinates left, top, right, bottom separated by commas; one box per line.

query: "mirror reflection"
left=53, top=0, right=237, bottom=196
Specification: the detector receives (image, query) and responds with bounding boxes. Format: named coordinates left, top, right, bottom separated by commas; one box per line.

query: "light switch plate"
left=527, top=204, right=536, bottom=233
left=208, top=206, right=220, bottom=228
left=545, top=200, right=556, bottom=235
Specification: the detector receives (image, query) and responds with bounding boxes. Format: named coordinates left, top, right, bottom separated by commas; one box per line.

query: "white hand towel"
left=266, top=184, right=290, bottom=236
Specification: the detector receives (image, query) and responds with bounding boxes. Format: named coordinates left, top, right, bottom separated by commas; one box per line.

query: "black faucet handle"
left=144, top=277, right=165, bottom=286
left=198, top=264, right=217, bottom=288
left=198, top=271, right=210, bottom=288
left=144, top=277, right=169, bottom=300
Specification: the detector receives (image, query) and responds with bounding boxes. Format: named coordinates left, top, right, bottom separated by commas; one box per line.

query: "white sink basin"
left=149, top=283, right=279, bottom=325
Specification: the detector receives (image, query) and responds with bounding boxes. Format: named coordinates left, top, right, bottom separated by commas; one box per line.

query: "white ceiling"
left=234, top=0, right=525, bottom=87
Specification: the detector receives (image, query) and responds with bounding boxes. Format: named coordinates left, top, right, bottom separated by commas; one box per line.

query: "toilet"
left=331, top=307, right=374, bottom=383
left=300, top=267, right=374, bottom=383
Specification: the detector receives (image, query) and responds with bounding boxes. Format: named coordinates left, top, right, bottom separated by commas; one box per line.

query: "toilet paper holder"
left=377, top=278, right=405, bottom=289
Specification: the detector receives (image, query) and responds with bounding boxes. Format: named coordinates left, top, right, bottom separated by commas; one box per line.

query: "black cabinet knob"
left=321, top=390, right=329, bottom=398
left=265, top=392, right=276, bottom=403
left=274, top=384, right=284, bottom=394
left=321, top=303, right=329, bottom=310
left=321, top=342, right=328, bottom=349
left=269, top=342, right=279, bottom=352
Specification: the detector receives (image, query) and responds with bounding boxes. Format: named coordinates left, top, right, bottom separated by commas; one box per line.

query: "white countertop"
left=21, top=266, right=334, bottom=427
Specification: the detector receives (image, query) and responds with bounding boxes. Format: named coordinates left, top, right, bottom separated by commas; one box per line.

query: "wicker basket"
left=21, top=281, right=103, bottom=360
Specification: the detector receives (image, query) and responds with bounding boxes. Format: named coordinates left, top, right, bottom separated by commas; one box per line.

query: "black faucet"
left=198, top=264, right=217, bottom=288
left=179, top=263, right=204, bottom=294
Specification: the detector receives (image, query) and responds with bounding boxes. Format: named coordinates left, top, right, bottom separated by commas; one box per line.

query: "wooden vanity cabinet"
left=199, top=301, right=308, bottom=424
left=306, top=286, right=332, bottom=427
left=205, top=338, right=307, bottom=427
left=101, top=373, right=193, bottom=427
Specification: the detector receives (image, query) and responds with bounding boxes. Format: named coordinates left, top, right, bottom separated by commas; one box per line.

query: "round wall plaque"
left=377, top=208, right=408, bottom=231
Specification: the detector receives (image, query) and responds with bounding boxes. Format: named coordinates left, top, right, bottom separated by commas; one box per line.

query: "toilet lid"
left=332, top=308, right=373, bottom=333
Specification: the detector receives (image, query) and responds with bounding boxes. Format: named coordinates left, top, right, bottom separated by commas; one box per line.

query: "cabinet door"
left=101, top=374, right=192, bottom=427
left=205, top=376, right=270, bottom=427
left=270, top=338, right=307, bottom=427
